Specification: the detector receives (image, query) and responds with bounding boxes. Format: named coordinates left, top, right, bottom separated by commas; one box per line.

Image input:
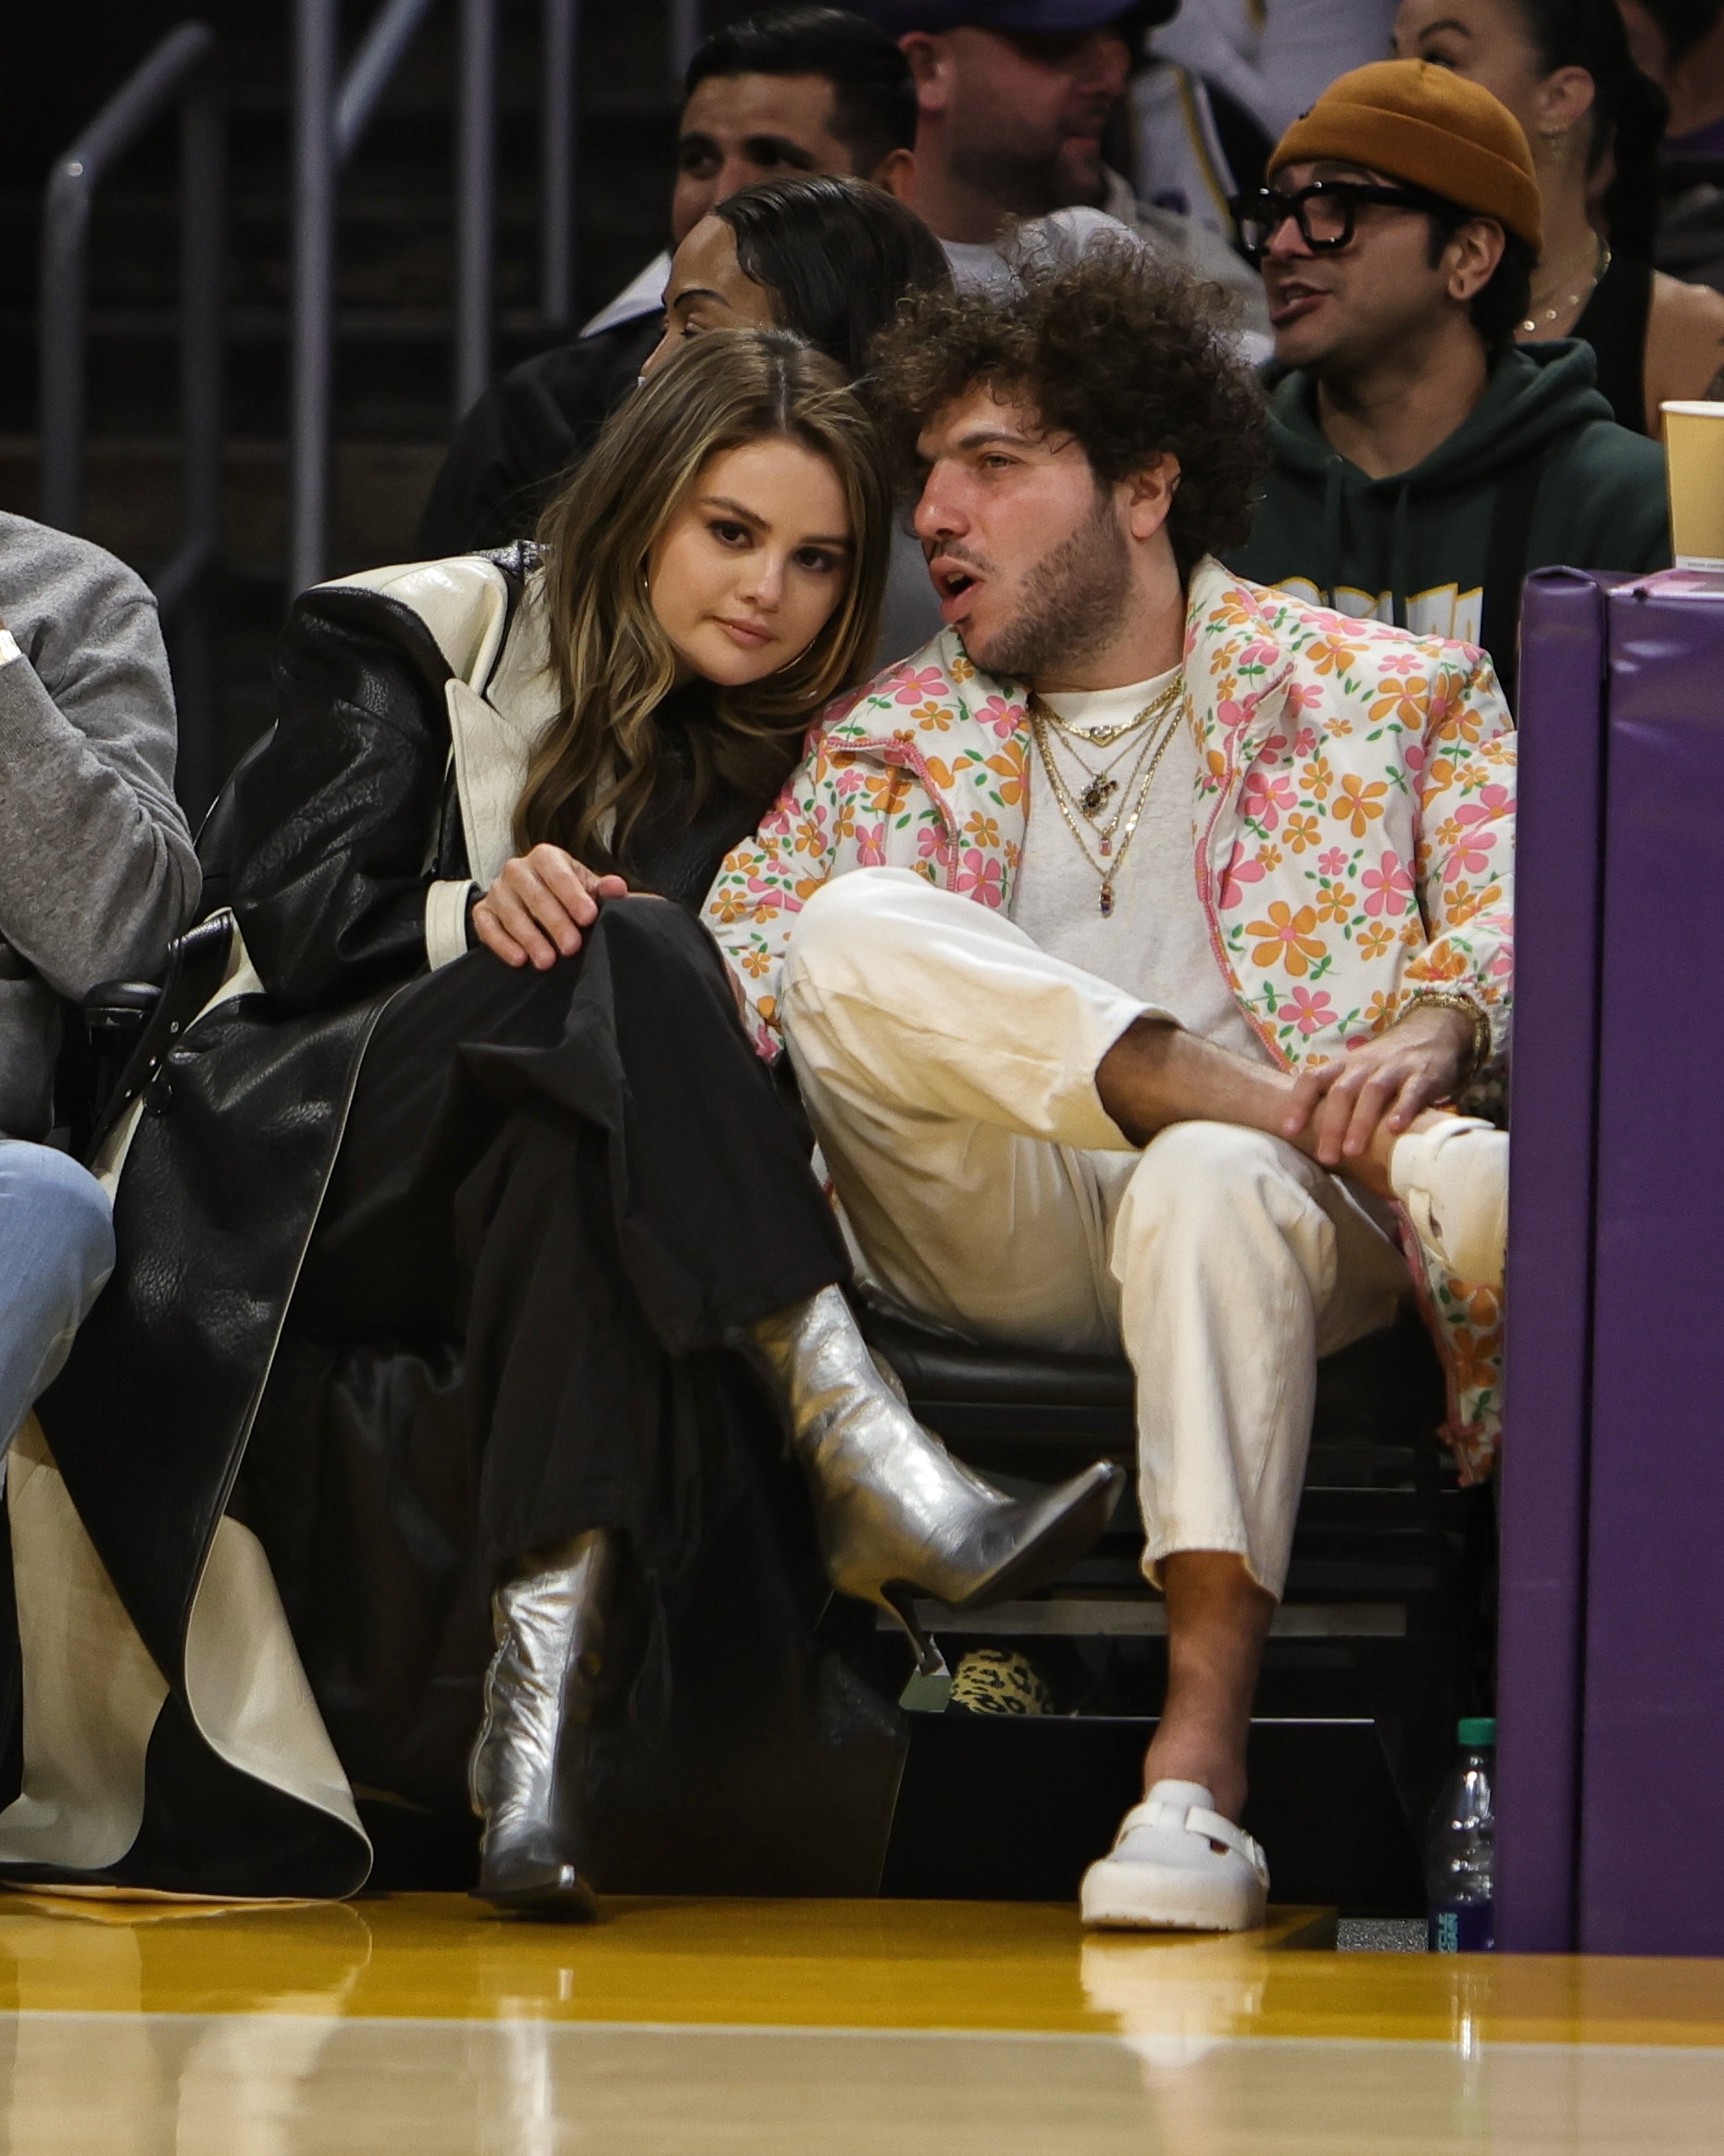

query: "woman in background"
left=1395, top=0, right=1724, bottom=433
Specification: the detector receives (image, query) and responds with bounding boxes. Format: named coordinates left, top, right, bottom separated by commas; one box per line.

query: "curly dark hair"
left=869, top=244, right=1269, bottom=578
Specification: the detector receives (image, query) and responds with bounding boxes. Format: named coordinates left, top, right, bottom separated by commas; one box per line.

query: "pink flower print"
left=892, top=665, right=948, bottom=706
left=1218, top=839, right=1267, bottom=909
left=1380, top=650, right=1423, bottom=677
left=1443, top=801, right=1497, bottom=880
left=1361, top=851, right=1414, bottom=918
left=916, top=821, right=948, bottom=861
left=1285, top=682, right=1325, bottom=714
left=956, top=848, right=1005, bottom=908
left=973, top=694, right=1021, bottom=740
left=1242, top=770, right=1295, bottom=832
left=1292, top=725, right=1318, bottom=758
left=854, top=821, right=887, bottom=866
left=1316, top=847, right=1350, bottom=877
left=1285, top=985, right=1336, bottom=1035
left=1237, top=639, right=1281, bottom=671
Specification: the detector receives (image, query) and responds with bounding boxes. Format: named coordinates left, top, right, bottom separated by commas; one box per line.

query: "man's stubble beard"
left=965, top=493, right=1133, bottom=684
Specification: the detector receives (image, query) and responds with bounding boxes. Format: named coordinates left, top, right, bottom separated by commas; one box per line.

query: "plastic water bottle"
left=1426, top=1716, right=1495, bottom=1952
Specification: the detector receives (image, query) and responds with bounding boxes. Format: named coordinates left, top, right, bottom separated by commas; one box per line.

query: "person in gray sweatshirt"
left=0, top=511, right=200, bottom=1449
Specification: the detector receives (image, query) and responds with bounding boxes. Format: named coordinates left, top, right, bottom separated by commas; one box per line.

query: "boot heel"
left=881, top=1585, right=954, bottom=1713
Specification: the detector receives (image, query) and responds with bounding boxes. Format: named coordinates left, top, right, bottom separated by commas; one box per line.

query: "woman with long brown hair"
left=12, top=329, right=1115, bottom=1918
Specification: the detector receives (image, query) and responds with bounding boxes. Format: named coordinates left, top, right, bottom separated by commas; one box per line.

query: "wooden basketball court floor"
left=1, top=1891, right=1721, bottom=2151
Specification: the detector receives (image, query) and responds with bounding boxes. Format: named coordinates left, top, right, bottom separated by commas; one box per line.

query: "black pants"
left=238, top=898, right=849, bottom=1807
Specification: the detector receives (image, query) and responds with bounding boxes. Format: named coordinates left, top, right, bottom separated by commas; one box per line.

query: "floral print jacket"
left=703, top=558, right=1515, bottom=1478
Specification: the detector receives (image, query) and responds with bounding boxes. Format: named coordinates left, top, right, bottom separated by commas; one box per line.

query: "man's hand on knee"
left=1280, top=1004, right=1475, bottom=1188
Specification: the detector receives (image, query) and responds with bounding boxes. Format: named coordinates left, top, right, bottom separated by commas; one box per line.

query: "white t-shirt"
left=1011, top=668, right=1267, bottom=1063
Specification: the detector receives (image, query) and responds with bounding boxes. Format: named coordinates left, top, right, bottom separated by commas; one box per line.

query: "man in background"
left=0, top=512, right=199, bottom=1453
left=1226, top=59, right=1667, bottom=702
left=418, top=6, right=918, bottom=555
left=859, top=0, right=1268, bottom=321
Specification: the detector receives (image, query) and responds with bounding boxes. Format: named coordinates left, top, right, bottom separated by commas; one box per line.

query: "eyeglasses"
left=1230, top=181, right=1452, bottom=263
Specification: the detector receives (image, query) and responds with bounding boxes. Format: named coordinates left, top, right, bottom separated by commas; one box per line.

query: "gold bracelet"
left=1402, top=987, right=1492, bottom=1092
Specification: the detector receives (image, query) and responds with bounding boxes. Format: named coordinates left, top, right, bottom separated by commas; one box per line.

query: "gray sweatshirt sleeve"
left=0, top=518, right=201, bottom=999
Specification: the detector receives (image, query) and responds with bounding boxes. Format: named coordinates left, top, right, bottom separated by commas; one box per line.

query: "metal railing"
left=40, top=21, right=224, bottom=808
left=290, top=0, right=584, bottom=595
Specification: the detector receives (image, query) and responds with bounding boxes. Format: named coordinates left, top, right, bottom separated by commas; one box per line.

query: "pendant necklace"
left=1030, top=683, right=1185, bottom=916
left=1520, top=232, right=1609, bottom=335
left=1036, top=673, right=1183, bottom=825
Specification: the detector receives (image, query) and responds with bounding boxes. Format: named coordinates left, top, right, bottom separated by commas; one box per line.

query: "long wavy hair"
left=518, top=328, right=892, bottom=869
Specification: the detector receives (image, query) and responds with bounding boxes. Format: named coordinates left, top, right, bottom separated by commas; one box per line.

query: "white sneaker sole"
left=1080, top=1853, right=1268, bottom=1933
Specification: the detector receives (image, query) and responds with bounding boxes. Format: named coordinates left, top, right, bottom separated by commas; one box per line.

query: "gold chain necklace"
left=1031, top=677, right=1182, bottom=821
left=1520, top=233, right=1609, bottom=335
left=1035, top=673, right=1182, bottom=749
left=1030, top=695, right=1184, bottom=916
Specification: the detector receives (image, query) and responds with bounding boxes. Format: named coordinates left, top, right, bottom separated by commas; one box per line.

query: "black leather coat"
left=27, top=554, right=533, bottom=1894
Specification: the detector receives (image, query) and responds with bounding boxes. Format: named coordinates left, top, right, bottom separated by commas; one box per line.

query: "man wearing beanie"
left=1227, top=58, right=1668, bottom=701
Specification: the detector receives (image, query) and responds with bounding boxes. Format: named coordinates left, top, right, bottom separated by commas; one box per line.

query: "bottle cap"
left=1457, top=1716, right=1496, bottom=1746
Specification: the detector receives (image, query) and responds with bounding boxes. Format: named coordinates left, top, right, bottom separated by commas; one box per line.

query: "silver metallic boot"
left=745, top=1287, right=1123, bottom=1686
left=468, top=1527, right=618, bottom=1917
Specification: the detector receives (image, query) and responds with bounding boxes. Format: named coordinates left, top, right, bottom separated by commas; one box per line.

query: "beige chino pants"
left=779, top=869, right=1407, bottom=1597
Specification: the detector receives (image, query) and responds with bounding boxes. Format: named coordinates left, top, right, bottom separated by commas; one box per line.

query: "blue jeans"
left=0, top=1139, right=114, bottom=1448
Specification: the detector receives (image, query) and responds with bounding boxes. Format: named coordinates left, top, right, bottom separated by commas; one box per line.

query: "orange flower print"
left=923, top=755, right=956, bottom=791
left=792, top=805, right=829, bottom=857
left=1443, top=878, right=1501, bottom=926
left=948, top=652, right=976, bottom=682
left=908, top=698, right=955, bottom=731
left=1358, top=921, right=1394, bottom=959
left=965, top=810, right=1002, bottom=847
left=1314, top=878, right=1355, bottom=922
left=1246, top=900, right=1326, bottom=977
left=740, top=945, right=773, bottom=978
left=1300, top=755, right=1333, bottom=800
left=1305, top=631, right=1364, bottom=675
left=984, top=747, right=1027, bottom=806
left=1333, top=773, right=1388, bottom=837
left=1285, top=812, right=1321, bottom=853
left=1368, top=679, right=1427, bottom=727
left=1256, top=844, right=1283, bottom=871
left=712, top=887, right=750, bottom=924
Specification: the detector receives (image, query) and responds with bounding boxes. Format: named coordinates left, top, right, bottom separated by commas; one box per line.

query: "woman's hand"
left=471, top=846, right=629, bottom=969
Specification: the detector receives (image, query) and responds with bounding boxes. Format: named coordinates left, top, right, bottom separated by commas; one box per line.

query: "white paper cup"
left=1663, top=401, right=1724, bottom=568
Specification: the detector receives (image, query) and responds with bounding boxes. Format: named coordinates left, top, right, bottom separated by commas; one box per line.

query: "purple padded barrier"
left=1579, top=574, right=1724, bottom=1955
left=1495, top=569, right=1614, bottom=1954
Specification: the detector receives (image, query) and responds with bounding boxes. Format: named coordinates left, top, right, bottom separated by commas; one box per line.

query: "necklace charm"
left=1099, top=881, right=1114, bottom=918
left=1098, top=836, right=1111, bottom=855
left=1078, top=773, right=1117, bottom=817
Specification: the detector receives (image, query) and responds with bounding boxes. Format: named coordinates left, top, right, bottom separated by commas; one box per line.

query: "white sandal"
left=1080, top=1779, right=1269, bottom=1932
left=1389, top=1115, right=1508, bottom=1288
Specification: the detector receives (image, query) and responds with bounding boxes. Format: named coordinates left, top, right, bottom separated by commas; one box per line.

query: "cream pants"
left=779, top=869, right=1408, bottom=1598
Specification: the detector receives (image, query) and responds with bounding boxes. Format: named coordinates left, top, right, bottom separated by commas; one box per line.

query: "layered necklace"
left=1520, top=232, right=1610, bottom=336
left=1028, top=672, right=1184, bottom=918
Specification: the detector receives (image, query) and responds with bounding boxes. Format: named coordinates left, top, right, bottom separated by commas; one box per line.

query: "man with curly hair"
left=703, top=244, right=1514, bottom=1931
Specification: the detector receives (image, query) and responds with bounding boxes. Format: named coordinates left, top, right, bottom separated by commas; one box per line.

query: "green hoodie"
left=1226, top=340, right=1669, bottom=688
